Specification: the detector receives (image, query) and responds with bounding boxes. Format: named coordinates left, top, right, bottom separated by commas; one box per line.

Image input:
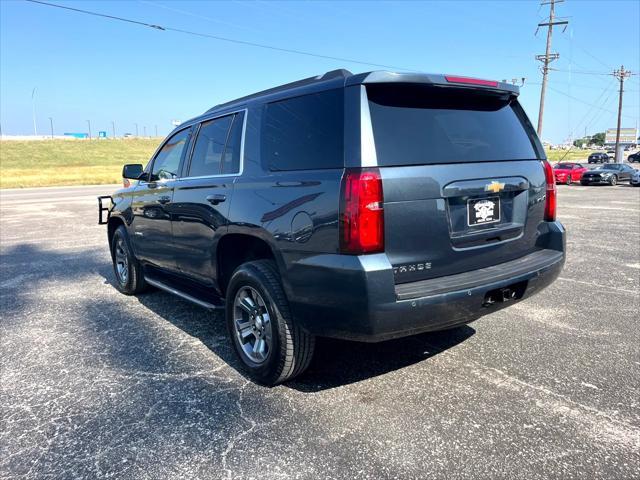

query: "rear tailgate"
left=365, top=82, right=547, bottom=284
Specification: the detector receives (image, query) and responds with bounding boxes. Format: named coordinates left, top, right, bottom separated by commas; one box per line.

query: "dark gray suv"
left=100, top=69, right=565, bottom=385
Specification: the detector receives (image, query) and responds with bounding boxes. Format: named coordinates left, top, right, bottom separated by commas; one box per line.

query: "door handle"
left=206, top=194, right=227, bottom=205
left=158, top=195, right=171, bottom=204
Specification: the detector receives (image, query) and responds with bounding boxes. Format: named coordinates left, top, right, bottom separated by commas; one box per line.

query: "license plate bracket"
left=467, top=196, right=500, bottom=226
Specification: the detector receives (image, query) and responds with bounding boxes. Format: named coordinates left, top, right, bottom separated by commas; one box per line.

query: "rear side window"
left=261, top=89, right=344, bottom=171
left=367, top=84, right=539, bottom=166
left=222, top=112, right=245, bottom=175
left=188, top=111, right=244, bottom=177
left=189, top=115, right=233, bottom=177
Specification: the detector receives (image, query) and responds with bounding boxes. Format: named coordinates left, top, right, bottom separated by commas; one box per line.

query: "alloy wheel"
left=114, top=238, right=129, bottom=285
left=233, top=286, right=273, bottom=364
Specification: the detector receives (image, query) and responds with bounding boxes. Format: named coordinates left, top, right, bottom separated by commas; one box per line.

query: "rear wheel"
left=609, top=175, right=617, bottom=186
left=226, top=260, right=315, bottom=386
left=111, top=226, right=147, bottom=295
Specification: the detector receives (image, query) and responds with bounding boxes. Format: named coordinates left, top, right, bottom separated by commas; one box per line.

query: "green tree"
left=591, top=132, right=605, bottom=146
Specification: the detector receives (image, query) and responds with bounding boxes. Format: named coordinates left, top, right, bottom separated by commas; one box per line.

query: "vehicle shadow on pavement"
left=132, top=285, right=475, bottom=391
left=1, top=242, right=476, bottom=391
left=289, top=326, right=475, bottom=392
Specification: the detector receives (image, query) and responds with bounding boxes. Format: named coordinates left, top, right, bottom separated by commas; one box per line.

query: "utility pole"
left=155, top=125, right=158, bottom=137
left=535, top=0, right=568, bottom=138
left=48, top=117, right=54, bottom=138
left=87, top=120, right=92, bottom=139
left=143, top=126, right=147, bottom=137
left=112, top=121, right=116, bottom=138
left=135, top=123, right=139, bottom=137
left=612, top=65, right=633, bottom=163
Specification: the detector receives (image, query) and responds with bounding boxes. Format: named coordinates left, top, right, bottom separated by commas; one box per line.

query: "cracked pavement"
left=1, top=181, right=639, bottom=479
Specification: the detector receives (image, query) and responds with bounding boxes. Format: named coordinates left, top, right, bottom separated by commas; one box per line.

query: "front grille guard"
left=97, top=196, right=113, bottom=225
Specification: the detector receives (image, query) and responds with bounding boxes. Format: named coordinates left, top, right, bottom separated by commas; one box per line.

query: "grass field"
left=544, top=149, right=594, bottom=162
left=0, top=138, right=160, bottom=188
left=0, top=138, right=596, bottom=188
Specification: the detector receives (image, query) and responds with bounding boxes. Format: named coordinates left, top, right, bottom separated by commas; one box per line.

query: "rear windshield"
left=555, top=163, right=574, bottom=169
left=366, top=84, right=540, bottom=166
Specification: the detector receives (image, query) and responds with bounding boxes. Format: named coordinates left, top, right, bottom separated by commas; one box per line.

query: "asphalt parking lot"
left=1, top=177, right=639, bottom=479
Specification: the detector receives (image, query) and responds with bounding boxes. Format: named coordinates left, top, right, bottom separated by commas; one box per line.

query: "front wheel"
left=609, top=175, right=617, bottom=186
left=111, top=225, right=147, bottom=295
left=226, top=260, right=315, bottom=386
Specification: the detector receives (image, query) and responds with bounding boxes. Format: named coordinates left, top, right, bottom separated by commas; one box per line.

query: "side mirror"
left=122, top=164, right=144, bottom=180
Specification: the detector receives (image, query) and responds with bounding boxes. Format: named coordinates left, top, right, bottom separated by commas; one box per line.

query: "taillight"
left=542, top=160, right=556, bottom=221
left=340, top=168, right=384, bottom=254
left=445, top=75, right=499, bottom=88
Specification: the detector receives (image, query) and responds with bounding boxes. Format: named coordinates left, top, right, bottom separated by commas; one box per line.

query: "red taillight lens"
left=542, top=160, right=556, bottom=221
left=340, top=168, right=384, bottom=254
left=445, top=75, right=499, bottom=88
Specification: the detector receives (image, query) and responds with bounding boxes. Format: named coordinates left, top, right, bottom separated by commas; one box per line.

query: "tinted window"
left=151, top=128, right=190, bottom=181
left=555, top=163, right=573, bottom=169
left=261, top=89, right=344, bottom=171
left=189, top=116, right=233, bottom=177
left=222, top=112, right=244, bottom=174
left=367, top=84, right=539, bottom=166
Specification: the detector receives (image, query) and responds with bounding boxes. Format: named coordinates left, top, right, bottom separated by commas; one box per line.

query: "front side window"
left=261, top=89, right=344, bottom=171
left=151, top=128, right=190, bottom=181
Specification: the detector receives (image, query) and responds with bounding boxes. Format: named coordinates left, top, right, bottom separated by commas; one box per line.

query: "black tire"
left=225, top=260, right=315, bottom=386
left=609, top=175, right=617, bottom=186
left=580, top=181, right=589, bottom=186
left=111, top=225, right=147, bottom=295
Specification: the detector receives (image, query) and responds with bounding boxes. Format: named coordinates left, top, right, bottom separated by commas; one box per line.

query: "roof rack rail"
left=205, top=69, right=353, bottom=113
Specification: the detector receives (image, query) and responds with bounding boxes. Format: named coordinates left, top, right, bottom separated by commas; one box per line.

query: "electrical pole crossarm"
left=537, top=21, right=569, bottom=27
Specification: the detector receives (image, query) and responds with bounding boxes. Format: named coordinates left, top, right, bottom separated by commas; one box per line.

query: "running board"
left=144, top=276, right=225, bottom=310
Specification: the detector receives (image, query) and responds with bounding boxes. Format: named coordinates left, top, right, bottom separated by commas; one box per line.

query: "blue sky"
left=1, top=0, right=638, bottom=143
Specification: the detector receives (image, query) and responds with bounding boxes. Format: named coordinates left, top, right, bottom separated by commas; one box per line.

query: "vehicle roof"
left=176, top=69, right=521, bottom=130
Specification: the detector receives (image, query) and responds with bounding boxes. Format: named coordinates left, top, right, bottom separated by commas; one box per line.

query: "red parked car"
left=553, top=162, right=588, bottom=185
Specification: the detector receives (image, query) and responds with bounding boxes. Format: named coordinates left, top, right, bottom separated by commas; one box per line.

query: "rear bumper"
left=287, top=221, right=565, bottom=342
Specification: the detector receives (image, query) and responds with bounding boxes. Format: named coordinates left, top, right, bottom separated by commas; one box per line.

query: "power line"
left=574, top=43, right=612, bottom=71
left=549, top=68, right=610, bottom=76
left=25, top=0, right=417, bottom=72
left=555, top=84, right=616, bottom=162
left=584, top=86, right=616, bottom=132
left=546, top=85, right=636, bottom=119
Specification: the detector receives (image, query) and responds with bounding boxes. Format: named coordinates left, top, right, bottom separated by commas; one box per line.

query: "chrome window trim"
left=178, top=108, right=248, bottom=181
left=359, top=85, right=378, bottom=167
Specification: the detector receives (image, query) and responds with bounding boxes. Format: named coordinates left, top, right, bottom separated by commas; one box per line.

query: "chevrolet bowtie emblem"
left=485, top=181, right=505, bottom=193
